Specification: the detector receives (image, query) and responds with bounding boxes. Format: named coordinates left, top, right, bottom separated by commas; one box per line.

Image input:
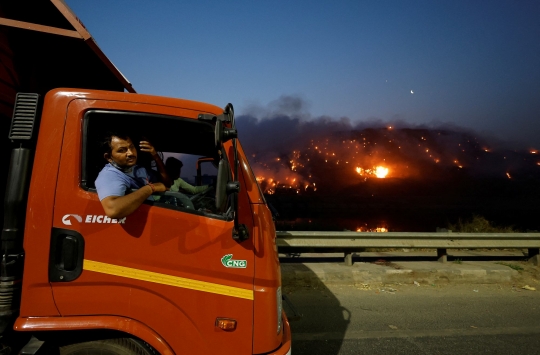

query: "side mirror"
left=214, top=119, right=238, bottom=148
left=215, top=159, right=229, bottom=210
left=217, top=103, right=249, bottom=242
left=216, top=159, right=241, bottom=211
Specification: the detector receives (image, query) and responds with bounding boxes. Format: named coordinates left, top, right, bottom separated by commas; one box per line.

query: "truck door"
left=49, top=98, right=255, bottom=355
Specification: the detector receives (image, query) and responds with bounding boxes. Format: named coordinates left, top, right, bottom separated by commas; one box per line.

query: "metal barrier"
left=276, top=231, right=540, bottom=265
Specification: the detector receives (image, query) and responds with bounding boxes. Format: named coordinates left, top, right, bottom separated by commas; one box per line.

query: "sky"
left=65, top=0, right=540, bottom=148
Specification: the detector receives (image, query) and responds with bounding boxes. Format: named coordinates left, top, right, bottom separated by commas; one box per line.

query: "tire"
left=59, top=338, right=156, bottom=355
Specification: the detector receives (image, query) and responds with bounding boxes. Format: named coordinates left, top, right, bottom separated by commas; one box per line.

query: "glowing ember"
left=531, top=150, right=538, bottom=154
left=506, top=172, right=511, bottom=179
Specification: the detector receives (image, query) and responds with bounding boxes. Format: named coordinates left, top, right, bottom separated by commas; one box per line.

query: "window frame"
left=80, top=109, right=231, bottom=221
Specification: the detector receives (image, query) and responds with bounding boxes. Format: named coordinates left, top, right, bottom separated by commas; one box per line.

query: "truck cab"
left=11, top=89, right=290, bottom=355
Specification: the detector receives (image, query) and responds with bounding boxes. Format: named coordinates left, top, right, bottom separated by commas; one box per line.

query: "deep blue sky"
left=65, top=0, right=540, bottom=147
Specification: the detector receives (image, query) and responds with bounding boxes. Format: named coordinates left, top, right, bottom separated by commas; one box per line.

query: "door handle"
left=49, top=228, right=85, bottom=282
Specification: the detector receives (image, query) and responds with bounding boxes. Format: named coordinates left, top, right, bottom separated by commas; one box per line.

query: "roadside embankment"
left=280, top=251, right=540, bottom=288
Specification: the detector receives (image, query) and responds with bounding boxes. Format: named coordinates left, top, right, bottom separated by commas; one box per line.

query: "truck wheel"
left=59, top=338, right=156, bottom=355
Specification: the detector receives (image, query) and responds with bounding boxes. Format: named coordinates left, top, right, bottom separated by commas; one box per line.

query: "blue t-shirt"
left=95, top=163, right=159, bottom=201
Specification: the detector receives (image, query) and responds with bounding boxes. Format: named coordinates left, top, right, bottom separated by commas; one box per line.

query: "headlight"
left=277, top=286, right=282, bottom=334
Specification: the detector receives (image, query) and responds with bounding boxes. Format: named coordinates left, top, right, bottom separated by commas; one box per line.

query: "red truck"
left=0, top=1, right=291, bottom=354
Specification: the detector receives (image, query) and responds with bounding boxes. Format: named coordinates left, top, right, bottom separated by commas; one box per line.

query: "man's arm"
left=139, top=141, right=172, bottom=187
left=154, top=155, right=172, bottom=187
left=100, top=183, right=167, bottom=219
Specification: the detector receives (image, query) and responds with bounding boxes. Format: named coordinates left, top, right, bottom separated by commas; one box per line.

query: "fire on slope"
left=249, top=127, right=539, bottom=194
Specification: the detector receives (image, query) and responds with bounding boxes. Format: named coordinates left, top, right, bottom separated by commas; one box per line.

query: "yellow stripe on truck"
left=83, top=259, right=254, bottom=300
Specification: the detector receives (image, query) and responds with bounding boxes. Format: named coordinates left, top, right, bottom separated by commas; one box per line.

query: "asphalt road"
left=284, top=282, right=540, bottom=355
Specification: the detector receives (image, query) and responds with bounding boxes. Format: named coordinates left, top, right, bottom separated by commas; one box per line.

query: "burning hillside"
left=239, top=118, right=539, bottom=195
left=236, top=99, right=540, bottom=231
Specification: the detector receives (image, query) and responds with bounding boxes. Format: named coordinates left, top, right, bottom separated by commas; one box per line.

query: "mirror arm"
left=226, top=182, right=240, bottom=194
left=233, top=224, right=249, bottom=242
left=219, top=103, right=248, bottom=242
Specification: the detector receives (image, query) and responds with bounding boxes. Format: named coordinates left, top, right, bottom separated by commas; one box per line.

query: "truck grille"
left=9, top=93, right=39, bottom=140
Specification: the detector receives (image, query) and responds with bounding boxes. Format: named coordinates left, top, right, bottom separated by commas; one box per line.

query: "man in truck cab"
left=165, top=157, right=210, bottom=194
left=95, top=132, right=171, bottom=219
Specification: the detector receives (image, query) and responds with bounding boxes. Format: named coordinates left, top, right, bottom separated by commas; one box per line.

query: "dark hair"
left=100, top=131, right=132, bottom=156
left=165, top=157, right=183, bottom=178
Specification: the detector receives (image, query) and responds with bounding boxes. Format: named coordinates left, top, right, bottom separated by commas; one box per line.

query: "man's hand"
left=139, top=141, right=157, bottom=156
left=150, top=182, right=168, bottom=193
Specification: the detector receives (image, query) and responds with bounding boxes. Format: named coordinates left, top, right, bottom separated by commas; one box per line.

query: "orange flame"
left=356, top=226, right=388, bottom=232
left=355, top=166, right=389, bottom=179
left=374, top=166, right=389, bottom=178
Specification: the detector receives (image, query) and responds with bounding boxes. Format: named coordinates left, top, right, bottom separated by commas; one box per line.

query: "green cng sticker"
left=221, top=254, right=247, bottom=269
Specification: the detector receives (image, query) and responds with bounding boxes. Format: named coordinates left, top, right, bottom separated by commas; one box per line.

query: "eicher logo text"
left=62, top=214, right=126, bottom=226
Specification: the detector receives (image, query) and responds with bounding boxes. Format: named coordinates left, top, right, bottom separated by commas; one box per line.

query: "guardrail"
left=275, top=231, right=540, bottom=265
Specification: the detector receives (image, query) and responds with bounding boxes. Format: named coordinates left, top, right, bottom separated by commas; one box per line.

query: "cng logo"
left=221, top=254, right=247, bottom=269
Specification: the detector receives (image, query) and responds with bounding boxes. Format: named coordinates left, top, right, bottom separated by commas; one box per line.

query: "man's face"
left=107, top=136, right=138, bottom=168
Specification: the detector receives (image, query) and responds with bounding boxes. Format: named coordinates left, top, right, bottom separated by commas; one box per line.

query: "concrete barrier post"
left=344, top=252, right=353, bottom=266
left=437, top=248, right=447, bottom=263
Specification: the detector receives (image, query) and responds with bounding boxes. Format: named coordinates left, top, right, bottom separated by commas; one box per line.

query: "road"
left=284, top=282, right=540, bottom=355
